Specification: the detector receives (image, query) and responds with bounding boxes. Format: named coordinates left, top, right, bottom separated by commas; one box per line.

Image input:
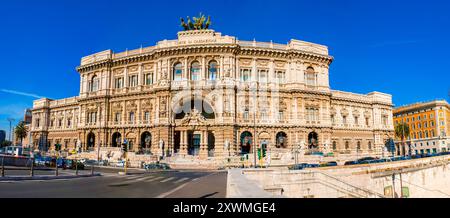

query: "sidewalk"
left=0, top=173, right=101, bottom=181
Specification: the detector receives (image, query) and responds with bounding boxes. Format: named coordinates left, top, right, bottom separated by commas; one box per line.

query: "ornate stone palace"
left=30, top=28, right=394, bottom=160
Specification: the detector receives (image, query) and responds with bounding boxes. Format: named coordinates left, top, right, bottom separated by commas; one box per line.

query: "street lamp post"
left=7, top=118, right=15, bottom=143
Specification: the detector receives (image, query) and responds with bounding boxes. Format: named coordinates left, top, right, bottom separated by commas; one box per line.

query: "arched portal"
left=308, top=132, right=319, bottom=149
left=174, top=98, right=215, bottom=120
left=112, top=132, right=122, bottom=147
left=87, top=132, right=95, bottom=148
left=141, top=132, right=152, bottom=153
left=275, top=132, right=288, bottom=148
left=240, top=131, right=253, bottom=154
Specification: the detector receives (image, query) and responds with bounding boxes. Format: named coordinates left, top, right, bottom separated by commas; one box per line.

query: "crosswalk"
left=103, top=173, right=194, bottom=186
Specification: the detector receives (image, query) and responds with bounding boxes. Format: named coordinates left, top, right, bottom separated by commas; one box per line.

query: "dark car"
left=357, top=157, right=376, bottom=162
left=344, top=161, right=358, bottom=165
left=305, top=164, right=320, bottom=168
left=438, top=152, right=450, bottom=156
left=411, top=154, right=422, bottom=159
left=289, top=163, right=309, bottom=170
left=321, top=161, right=338, bottom=167
left=64, top=159, right=85, bottom=170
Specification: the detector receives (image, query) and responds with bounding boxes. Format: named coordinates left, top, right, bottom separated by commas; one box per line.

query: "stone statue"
left=180, top=13, right=211, bottom=31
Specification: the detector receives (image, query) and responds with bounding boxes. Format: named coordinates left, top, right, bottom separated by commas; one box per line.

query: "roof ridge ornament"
left=180, top=13, right=211, bottom=31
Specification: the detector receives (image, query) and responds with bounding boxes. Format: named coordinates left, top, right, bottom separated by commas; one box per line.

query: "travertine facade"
left=30, top=29, right=394, bottom=159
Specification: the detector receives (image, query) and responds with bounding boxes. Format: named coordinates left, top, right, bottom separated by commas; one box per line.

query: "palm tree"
left=14, top=121, right=28, bottom=146
left=395, top=122, right=410, bottom=156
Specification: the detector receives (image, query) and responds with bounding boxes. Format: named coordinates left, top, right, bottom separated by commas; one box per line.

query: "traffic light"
left=257, top=148, right=262, bottom=160
left=122, top=143, right=128, bottom=152
left=262, top=147, right=266, bottom=158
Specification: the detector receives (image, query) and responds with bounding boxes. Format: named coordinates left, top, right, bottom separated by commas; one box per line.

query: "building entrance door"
left=188, top=133, right=201, bottom=156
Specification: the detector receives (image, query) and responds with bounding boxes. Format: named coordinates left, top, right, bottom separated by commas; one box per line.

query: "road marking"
left=126, top=175, right=144, bottom=180
left=156, top=173, right=218, bottom=198
left=145, top=176, right=165, bottom=182
left=174, top=177, right=189, bottom=184
left=135, top=176, right=153, bottom=182
left=160, top=177, right=175, bottom=183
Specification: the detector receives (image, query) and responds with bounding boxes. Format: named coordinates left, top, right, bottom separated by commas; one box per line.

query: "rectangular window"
left=276, top=71, right=286, bottom=84
left=240, top=69, right=251, bottom=82
left=145, top=73, right=153, bottom=85
left=129, top=75, right=138, bottom=87
left=115, top=77, right=123, bottom=89
left=258, top=69, right=268, bottom=83
left=243, top=110, right=249, bottom=120
left=144, top=112, right=150, bottom=122
left=278, top=111, right=284, bottom=121
left=129, top=112, right=135, bottom=124
left=114, top=113, right=121, bottom=123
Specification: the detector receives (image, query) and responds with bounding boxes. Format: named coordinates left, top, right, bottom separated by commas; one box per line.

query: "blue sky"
left=1, top=0, right=449, bottom=139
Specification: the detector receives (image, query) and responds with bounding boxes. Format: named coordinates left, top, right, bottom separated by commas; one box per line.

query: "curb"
left=0, top=173, right=101, bottom=181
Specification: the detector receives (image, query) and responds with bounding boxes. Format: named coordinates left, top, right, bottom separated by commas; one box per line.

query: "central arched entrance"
left=308, top=132, right=319, bottom=150
left=112, top=132, right=121, bottom=147
left=140, top=131, right=152, bottom=154
left=87, top=132, right=95, bottom=149
left=240, top=131, right=253, bottom=154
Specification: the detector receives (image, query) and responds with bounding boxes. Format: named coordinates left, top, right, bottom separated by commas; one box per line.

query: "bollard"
left=75, top=159, right=78, bottom=176
left=30, top=158, right=34, bottom=177
left=1, top=157, right=4, bottom=177
left=55, top=159, right=59, bottom=176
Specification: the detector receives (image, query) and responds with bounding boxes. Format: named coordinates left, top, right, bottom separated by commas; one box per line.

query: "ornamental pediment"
left=239, top=59, right=252, bottom=67
left=143, top=64, right=153, bottom=71
left=180, top=108, right=207, bottom=125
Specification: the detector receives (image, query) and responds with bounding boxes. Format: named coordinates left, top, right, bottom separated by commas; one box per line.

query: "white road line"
left=174, top=177, right=189, bottom=184
left=126, top=175, right=145, bottom=180
left=135, top=176, right=153, bottom=182
left=160, top=177, right=175, bottom=183
left=145, top=176, right=165, bottom=182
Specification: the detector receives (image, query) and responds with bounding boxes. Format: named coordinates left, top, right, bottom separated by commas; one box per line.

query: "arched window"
left=190, top=61, right=201, bottom=81
left=208, top=60, right=218, bottom=80
left=173, top=62, right=183, bottom=81
left=368, top=141, right=372, bottom=150
left=357, top=141, right=361, bottom=150
left=89, top=75, right=99, bottom=92
left=305, top=67, right=316, bottom=86
left=345, top=141, right=349, bottom=150
left=332, top=141, right=337, bottom=151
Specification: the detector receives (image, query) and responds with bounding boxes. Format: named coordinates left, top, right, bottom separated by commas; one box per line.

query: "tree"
left=395, top=122, right=410, bottom=156
left=14, top=121, right=28, bottom=146
left=1, top=140, right=12, bottom=148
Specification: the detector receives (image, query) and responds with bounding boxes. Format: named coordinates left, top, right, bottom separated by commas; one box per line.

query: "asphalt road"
left=0, top=169, right=227, bottom=198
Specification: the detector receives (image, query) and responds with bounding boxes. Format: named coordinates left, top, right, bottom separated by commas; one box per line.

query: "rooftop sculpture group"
left=180, top=13, right=211, bottom=31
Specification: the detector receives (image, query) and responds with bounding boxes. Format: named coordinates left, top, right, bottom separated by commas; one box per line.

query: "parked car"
left=289, top=163, right=309, bottom=170
left=438, top=152, right=450, bottom=156
left=320, top=161, right=338, bottom=167
left=143, top=162, right=170, bottom=170
left=116, top=160, right=125, bottom=168
left=305, top=164, right=320, bottom=168
left=357, top=157, right=376, bottom=162
left=411, top=154, right=422, bottom=159
left=64, top=159, right=85, bottom=170
left=344, top=161, right=358, bottom=165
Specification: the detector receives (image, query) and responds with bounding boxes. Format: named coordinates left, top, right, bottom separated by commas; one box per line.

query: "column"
left=251, top=58, right=257, bottom=82
left=200, top=130, right=208, bottom=158
left=124, top=67, right=128, bottom=88
left=180, top=130, right=188, bottom=155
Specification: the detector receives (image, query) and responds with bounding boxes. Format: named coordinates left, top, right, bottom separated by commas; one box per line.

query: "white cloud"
left=1, top=89, right=46, bottom=99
